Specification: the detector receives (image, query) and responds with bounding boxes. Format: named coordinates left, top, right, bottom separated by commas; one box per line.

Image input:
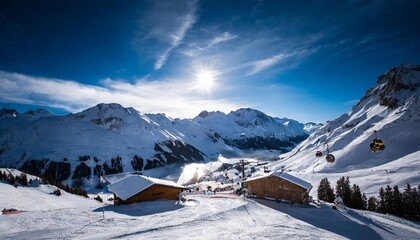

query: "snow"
left=108, top=175, right=184, bottom=201
left=102, top=172, right=142, bottom=184
left=272, top=171, right=313, bottom=190
left=244, top=171, right=312, bottom=191
left=1, top=182, right=419, bottom=239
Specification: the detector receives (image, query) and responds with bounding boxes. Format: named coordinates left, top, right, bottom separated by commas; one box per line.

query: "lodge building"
left=243, top=171, right=312, bottom=204
left=107, top=174, right=185, bottom=205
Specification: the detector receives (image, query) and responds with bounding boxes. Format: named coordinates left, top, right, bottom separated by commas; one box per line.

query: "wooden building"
left=243, top=171, right=312, bottom=204
left=108, top=175, right=186, bottom=205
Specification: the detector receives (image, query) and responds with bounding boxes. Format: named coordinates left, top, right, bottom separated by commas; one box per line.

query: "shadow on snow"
left=255, top=199, right=394, bottom=240
left=93, top=199, right=184, bottom=217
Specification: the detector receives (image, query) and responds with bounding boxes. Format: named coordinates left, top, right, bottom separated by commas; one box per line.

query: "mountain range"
left=0, top=102, right=316, bottom=187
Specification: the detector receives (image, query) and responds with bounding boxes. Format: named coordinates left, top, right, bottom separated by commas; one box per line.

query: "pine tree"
left=402, top=183, right=415, bottom=219
left=350, top=184, right=363, bottom=209
left=7, top=173, right=16, bottom=185
left=391, top=185, right=402, bottom=216
left=384, top=185, right=393, bottom=214
left=317, top=178, right=335, bottom=203
left=367, top=196, right=378, bottom=211
left=378, top=187, right=386, bottom=213
left=362, top=193, right=368, bottom=210
left=336, top=177, right=352, bottom=206
left=18, top=173, right=28, bottom=186
left=0, top=170, right=5, bottom=180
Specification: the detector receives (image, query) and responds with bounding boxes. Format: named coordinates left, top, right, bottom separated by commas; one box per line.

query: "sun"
left=194, top=68, right=218, bottom=93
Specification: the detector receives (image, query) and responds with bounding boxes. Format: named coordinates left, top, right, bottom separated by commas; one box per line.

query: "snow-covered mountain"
left=0, top=104, right=311, bottom=187
left=270, top=64, right=420, bottom=194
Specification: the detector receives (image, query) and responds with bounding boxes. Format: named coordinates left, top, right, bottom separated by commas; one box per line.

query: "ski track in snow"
left=1, top=186, right=419, bottom=240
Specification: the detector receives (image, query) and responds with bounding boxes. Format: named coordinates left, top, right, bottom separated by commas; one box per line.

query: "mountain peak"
left=196, top=110, right=225, bottom=118
left=77, top=103, right=138, bottom=117
left=229, top=108, right=271, bottom=123
left=24, top=108, right=54, bottom=117
left=0, top=107, right=19, bottom=118
left=355, top=64, right=420, bottom=110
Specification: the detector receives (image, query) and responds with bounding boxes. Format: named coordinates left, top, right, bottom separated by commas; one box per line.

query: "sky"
left=0, top=0, right=419, bottom=123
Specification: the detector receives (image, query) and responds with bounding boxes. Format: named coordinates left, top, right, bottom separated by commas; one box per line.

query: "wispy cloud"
left=246, top=53, right=285, bottom=76
left=0, top=71, right=241, bottom=118
left=154, top=12, right=197, bottom=70
left=142, top=1, right=198, bottom=70
left=207, top=32, right=237, bottom=48
left=179, top=32, right=237, bottom=57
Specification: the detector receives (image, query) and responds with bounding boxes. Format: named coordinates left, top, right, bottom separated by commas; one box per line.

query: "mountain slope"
left=0, top=104, right=312, bottom=186
left=270, top=64, right=420, bottom=193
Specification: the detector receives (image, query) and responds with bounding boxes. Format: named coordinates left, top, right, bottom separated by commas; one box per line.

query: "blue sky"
left=0, top=0, right=419, bottom=123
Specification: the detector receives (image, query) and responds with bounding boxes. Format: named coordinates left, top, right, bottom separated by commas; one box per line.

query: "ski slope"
left=1, top=181, right=419, bottom=239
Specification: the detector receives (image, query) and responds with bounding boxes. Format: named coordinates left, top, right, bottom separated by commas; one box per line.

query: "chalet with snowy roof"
left=107, top=175, right=186, bottom=205
left=243, top=171, right=312, bottom=204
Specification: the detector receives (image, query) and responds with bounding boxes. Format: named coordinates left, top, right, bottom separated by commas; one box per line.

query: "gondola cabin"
left=370, top=139, right=385, bottom=152
left=326, top=153, right=335, bottom=163
left=243, top=171, right=312, bottom=204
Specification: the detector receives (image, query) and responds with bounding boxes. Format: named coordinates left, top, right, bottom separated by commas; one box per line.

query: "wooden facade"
left=244, top=176, right=310, bottom=204
left=114, top=184, right=185, bottom=205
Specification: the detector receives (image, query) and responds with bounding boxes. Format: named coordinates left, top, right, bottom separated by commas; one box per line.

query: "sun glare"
left=194, top=68, right=218, bottom=93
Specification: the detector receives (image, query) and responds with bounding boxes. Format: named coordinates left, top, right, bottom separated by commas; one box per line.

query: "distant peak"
left=196, top=110, right=225, bottom=118
left=95, top=103, right=124, bottom=110
left=229, top=108, right=267, bottom=119
left=0, top=107, right=19, bottom=118
left=197, top=110, right=209, bottom=118
left=82, top=103, right=136, bottom=114
left=24, top=108, right=53, bottom=116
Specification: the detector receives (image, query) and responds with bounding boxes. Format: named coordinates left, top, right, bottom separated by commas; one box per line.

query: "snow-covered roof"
left=244, top=171, right=312, bottom=191
left=102, top=172, right=142, bottom=184
left=108, top=175, right=185, bottom=201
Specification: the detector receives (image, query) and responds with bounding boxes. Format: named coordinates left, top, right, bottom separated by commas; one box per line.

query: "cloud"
left=246, top=53, right=285, bottom=76
left=0, top=71, right=241, bottom=118
left=207, top=32, right=237, bottom=48
left=144, top=1, right=198, bottom=70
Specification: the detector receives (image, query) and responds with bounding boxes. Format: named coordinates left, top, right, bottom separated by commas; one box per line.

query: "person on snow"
left=333, top=196, right=344, bottom=210
left=176, top=191, right=185, bottom=204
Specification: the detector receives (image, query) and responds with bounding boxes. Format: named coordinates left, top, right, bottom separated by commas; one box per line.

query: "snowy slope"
left=1, top=186, right=419, bottom=239
left=264, top=64, right=420, bottom=195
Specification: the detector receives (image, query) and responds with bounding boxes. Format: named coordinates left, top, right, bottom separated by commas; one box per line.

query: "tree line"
left=0, top=169, right=88, bottom=198
left=317, top=177, right=420, bottom=221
